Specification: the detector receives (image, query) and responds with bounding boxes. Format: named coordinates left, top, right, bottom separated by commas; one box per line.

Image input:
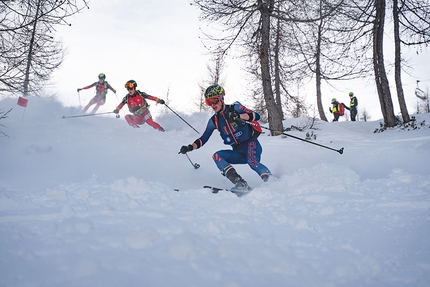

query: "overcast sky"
left=50, top=0, right=219, bottom=114
left=50, top=0, right=430, bottom=120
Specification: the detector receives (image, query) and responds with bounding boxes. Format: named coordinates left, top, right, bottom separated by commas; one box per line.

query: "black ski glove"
left=226, top=111, right=245, bottom=126
left=113, top=109, right=119, bottom=114
left=328, top=107, right=332, bottom=113
left=158, top=99, right=165, bottom=105
left=179, top=144, right=193, bottom=154
left=226, top=111, right=239, bottom=122
left=77, top=88, right=81, bottom=92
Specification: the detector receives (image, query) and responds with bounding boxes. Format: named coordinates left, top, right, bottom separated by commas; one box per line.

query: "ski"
left=203, top=185, right=252, bottom=198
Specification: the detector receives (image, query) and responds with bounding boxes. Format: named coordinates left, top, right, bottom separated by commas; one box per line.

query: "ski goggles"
left=205, top=96, right=220, bottom=106
left=125, top=82, right=135, bottom=90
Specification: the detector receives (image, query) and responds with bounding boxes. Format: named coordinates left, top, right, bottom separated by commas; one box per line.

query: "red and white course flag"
left=17, top=97, right=28, bottom=107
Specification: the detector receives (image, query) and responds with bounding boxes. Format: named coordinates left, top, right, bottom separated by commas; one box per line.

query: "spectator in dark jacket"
left=347, top=92, right=358, bottom=121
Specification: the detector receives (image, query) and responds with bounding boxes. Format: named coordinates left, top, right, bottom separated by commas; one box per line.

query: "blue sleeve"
left=194, top=117, right=216, bottom=148
left=233, top=102, right=260, bottom=121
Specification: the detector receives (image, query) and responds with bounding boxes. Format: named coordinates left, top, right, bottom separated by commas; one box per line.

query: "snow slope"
left=1, top=97, right=430, bottom=287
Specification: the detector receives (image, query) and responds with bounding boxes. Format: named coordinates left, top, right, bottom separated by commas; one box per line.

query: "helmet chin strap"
left=217, top=102, right=225, bottom=113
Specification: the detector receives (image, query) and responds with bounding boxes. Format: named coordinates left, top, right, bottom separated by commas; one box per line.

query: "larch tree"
left=196, top=52, right=226, bottom=112
left=287, top=0, right=373, bottom=122
left=373, top=0, right=397, bottom=127
left=192, top=0, right=284, bottom=134
left=355, top=0, right=429, bottom=127
left=0, top=0, right=88, bottom=96
left=392, top=0, right=430, bottom=123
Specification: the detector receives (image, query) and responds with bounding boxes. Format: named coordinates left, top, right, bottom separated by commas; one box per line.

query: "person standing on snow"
left=113, top=80, right=165, bottom=131
left=77, top=73, right=117, bottom=114
left=329, top=98, right=348, bottom=122
left=179, top=84, right=272, bottom=192
left=347, top=92, right=358, bottom=121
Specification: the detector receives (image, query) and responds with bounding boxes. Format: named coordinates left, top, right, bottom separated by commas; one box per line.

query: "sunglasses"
left=205, top=97, right=220, bottom=106
left=127, top=87, right=134, bottom=91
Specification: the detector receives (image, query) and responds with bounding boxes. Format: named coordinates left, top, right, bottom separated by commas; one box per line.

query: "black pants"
left=333, top=113, right=340, bottom=122
left=350, top=108, right=357, bottom=121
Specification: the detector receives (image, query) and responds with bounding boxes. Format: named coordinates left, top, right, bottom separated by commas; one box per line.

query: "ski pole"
left=185, top=153, right=200, bottom=169
left=62, top=111, right=118, bottom=119
left=164, top=103, right=200, bottom=134
left=77, top=91, right=81, bottom=108
left=246, top=121, right=344, bottom=154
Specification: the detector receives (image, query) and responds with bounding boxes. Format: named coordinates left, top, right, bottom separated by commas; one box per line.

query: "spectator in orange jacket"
left=77, top=73, right=116, bottom=114
left=113, top=80, right=165, bottom=132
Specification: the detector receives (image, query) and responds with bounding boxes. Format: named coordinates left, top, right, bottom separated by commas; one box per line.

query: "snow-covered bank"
left=1, top=97, right=429, bottom=287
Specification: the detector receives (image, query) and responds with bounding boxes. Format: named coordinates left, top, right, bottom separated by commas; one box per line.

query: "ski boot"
left=260, top=173, right=273, bottom=182
left=226, top=168, right=252, bottom=193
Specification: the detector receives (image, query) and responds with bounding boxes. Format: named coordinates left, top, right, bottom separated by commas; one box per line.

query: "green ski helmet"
left=204, top=84, right=225, bottom=101
left=98, top=73, right=106, bottom=79
left=331, top=98, right=337, bottom=104
left=349, top=92, right=354, bottom=97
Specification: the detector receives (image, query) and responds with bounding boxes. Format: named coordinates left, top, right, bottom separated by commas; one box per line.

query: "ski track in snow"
left=0, top=97, right=430, bottom=287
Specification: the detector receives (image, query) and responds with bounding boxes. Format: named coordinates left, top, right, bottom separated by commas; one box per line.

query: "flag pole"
left=17, top=96, right=29, bottom=123
left=21, top=107, right=26, bottom=123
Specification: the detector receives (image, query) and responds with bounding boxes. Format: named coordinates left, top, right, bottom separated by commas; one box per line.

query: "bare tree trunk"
left=259, top=0, right=283, bottom=135
left=373, top=0, right=396, bottom=127
left=315, top=13, right=328, bottom=122
left=23, top=0, right=41, bottom=96
left=393, top=0, right=410, bottom=123
left=273, top=17, right=284, bottom=121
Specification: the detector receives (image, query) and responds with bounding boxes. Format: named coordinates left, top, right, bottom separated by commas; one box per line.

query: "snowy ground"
left=1, top=97, right=429, bottom=287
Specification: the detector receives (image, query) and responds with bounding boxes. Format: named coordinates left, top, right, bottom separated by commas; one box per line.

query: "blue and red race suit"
left=193, top=102, right=271, bottom=177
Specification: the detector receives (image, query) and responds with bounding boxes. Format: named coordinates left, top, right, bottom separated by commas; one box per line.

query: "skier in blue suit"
left=179, top=84, right=272, bottom=191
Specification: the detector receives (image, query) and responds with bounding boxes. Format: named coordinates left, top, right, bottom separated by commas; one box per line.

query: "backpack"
left=338, top=103, right=345, bottom=116
left=212, top=104, right=262, bottom=139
